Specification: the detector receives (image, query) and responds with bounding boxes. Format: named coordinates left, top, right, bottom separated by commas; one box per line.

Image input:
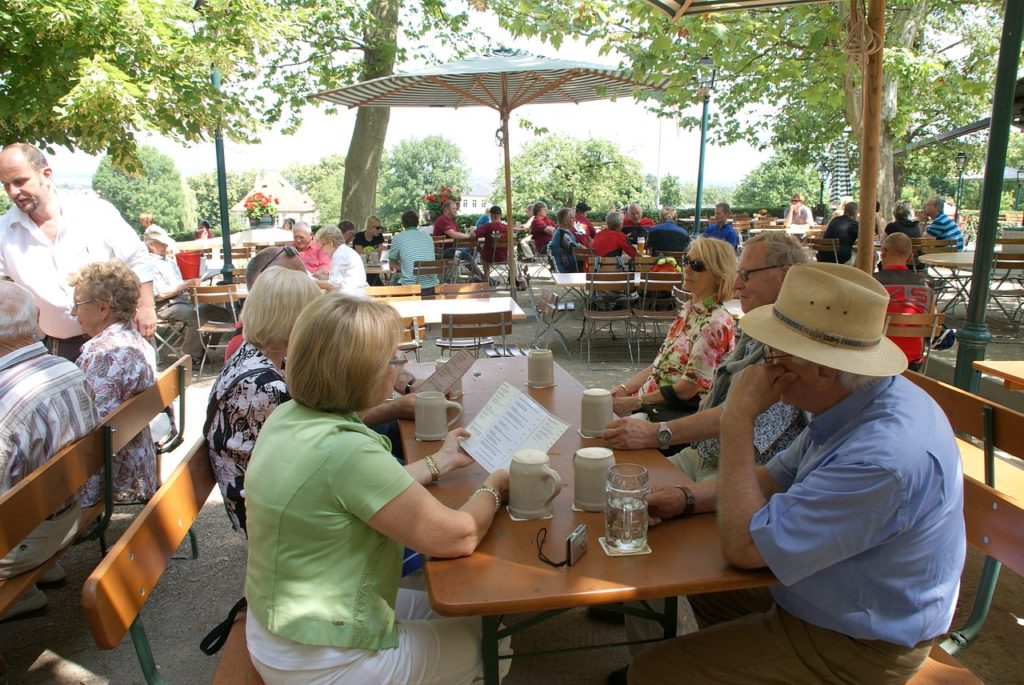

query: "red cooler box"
left=175, top=251, right=202, bottom=280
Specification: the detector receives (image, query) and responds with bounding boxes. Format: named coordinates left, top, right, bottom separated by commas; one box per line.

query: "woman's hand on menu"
left=436, top=428, right=475, bottom=475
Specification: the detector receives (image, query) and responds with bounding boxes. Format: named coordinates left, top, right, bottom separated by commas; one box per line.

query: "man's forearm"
left=669, top=404, right=723, bottom=444
left=358, top=400, right=401, bottom=426
left=718, top=418, right=768, bottom=568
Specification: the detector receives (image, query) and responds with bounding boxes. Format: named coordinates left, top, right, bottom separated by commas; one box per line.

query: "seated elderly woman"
left=206, top=267, right=322, bottom=538
left=69, top=260, right=159, bottom=507
left=244, top=294, right=511, bottom=685
left=610, top=237, right=737, bottom=418
left=316, top=224, right=368, bottom=296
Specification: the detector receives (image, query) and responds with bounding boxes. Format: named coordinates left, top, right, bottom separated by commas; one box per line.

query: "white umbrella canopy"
left=310, top=49, right=667, bottom=292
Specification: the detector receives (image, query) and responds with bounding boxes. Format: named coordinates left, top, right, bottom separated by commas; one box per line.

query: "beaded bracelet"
left=473, top=486, right=502, bottom=513
left=424, top=454, right=440, bottom=482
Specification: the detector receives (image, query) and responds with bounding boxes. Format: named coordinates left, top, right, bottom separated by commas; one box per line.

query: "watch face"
left=658, top=426, right=671, bottom=448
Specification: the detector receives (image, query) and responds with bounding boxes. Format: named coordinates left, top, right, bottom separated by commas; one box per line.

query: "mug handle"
left=445, top=400, right=463, bottom=428
left=541, top=464, right=562, bottom=508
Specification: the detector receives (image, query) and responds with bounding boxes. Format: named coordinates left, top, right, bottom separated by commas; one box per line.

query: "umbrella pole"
left=501, top=96, right=518, bottom=303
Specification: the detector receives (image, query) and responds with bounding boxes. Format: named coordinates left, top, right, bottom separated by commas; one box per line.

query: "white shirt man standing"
left=0, top=143, right=157, bottom=361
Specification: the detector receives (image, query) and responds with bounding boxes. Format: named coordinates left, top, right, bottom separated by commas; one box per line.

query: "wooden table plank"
left=972, top=360, right=1024, bottom=391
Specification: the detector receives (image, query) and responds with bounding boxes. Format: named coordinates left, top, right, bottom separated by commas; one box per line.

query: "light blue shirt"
left=702, top=222, right=738, bottom=250
left=754, top=375, right=965, bottom=647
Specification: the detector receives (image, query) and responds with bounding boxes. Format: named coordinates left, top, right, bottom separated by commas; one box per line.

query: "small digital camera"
left=565, top=523, right=588, bottom=566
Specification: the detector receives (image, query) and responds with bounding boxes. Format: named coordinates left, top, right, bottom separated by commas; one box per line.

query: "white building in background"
left=233, top=172, right=318, bottom=225
left=459, top=180, right=493, bottom=216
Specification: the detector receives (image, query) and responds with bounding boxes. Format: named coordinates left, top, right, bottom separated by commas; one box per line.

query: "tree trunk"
left=340, top=0, right=399, bottom=226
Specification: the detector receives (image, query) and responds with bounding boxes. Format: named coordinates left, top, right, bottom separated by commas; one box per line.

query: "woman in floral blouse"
left=70, top=260, right=158, bottom=507
left=205, top=267, right=321, bottom=539
left=610, top=237, right=737, bottom=417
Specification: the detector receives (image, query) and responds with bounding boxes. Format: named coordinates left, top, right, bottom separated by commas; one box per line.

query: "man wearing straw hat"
left=628, top=263, right=965, bottom=684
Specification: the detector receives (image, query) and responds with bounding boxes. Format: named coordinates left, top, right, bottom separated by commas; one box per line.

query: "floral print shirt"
left=77, top=322, right=158, bottom=507
left=640, top=297, right=735, bottom=397
left=206, top=342, right=288, bottom=539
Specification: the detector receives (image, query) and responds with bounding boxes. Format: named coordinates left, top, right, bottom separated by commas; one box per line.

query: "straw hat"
left=739, top=263, right=907, bottom=376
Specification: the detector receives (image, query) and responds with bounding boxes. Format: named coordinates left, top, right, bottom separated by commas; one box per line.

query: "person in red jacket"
left=591, top=210, right=637, bottom=266
left=622, top=202, right=655, bottom=243
left=574, top=201, right=596, bottom=247
left=529, top=202, right=556, bottom=252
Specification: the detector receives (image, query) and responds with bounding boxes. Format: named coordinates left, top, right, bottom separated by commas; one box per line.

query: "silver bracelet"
left=473, top=486, right=502, bottom=513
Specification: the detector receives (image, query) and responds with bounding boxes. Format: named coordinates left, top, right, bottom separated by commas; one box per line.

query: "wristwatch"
left=657, top=421, right=672, bottom=450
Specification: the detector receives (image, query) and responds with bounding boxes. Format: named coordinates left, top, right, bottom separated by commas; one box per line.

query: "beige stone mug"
left=573, top=447, right=615, bottom=512
left=414, top=391, right=463, bottom=441
left=508, top=449, right=562, bottom=519
left=527, top=348, right=555, bottom=388
left=580, top=388, right=614, bottom=438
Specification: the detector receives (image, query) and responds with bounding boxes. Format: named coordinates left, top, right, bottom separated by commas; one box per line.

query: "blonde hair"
left=364, top=215, right=383, bottom=231
left=242, top=267, right=321, bottom=352
left=287, top=295, right=401, bottom=413
left=68, top=260, right=140, bottom=325
left=660, top=206, right=677, bottom=222
left=315, top=225, right=345, bottom=249
left=688, top=237, right=737, bottom=304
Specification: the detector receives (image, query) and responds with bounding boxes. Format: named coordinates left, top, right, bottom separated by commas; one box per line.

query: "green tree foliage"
left=282, top=156, right=346, bottom=225
left=376, top=136, right=470, bottom=223
left=490, top=0, right=1001, bottom=215
left=186, top=170, right=257, bottom=237
left=492, top=136, right=644, bottom=213
left=732, top=156, right=820, bottom=212
left=92, top=146, right=196, bottom=235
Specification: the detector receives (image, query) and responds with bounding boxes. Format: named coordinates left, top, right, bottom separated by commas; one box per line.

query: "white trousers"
left=248, top=589, right=512, bottom=685
left=0, top=504, right=79, bottom=578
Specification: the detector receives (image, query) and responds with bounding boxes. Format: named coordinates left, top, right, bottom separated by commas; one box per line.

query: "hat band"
left=772, top=307, right=881, bottom=350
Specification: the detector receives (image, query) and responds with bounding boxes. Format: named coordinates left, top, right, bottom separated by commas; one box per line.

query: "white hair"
left=0, top=282, right=39, bottom=342
left=293, top=221, right=312, bottom=235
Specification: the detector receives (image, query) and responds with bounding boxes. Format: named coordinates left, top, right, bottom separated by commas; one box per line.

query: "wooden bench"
left=82, top=439, right=264, bottom=684
left=903, top=371, right=1024, bottom=683
left=0, top=356, right=190, bottom=680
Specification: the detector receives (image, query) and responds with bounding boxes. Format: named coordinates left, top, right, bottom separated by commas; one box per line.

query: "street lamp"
left=693, top=54, right=717, bottom=234
left=816, top=163, right=828, bottom=222
left=954, top=151, right=968, bottom=226
left=194, top=0, right=234, bottom=284
left=1015, top=165, right=1024, bottom=211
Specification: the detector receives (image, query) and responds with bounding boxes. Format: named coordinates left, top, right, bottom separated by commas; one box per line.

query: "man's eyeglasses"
left=681, top=256, right=707, bottom=273
left=388, top=354, right=408, bottom=367
left=762, top=347, right=793, bottom=364
left=737, top=265, right=778, bottom=282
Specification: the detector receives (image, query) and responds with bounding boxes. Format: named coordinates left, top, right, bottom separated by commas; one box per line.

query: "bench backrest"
left=964, top=475, right=1024, bottom=575
left=82, top=439, right=215, bottom=650
left=0, top=356, right=191, bottom=559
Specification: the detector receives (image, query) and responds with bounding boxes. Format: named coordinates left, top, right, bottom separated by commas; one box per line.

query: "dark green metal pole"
left=694, top=93, right=710, bottom=234
left=211, top=67, right=234, bottom=285
left=952, top=0, right=1024, bottom=392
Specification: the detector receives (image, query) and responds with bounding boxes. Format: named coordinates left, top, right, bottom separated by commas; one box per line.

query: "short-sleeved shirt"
left=756, top=376, right=965, bottom=647
left=639, top=297, right=734, bottom=396
left=530, top=215, right=556, bottom=251
left=432, top=214, right=460, bottom=239
left=473, top=220, right=508, bottom=263
left=352, top=232, right=384, bottom=253
left=389, top=228, right=438, bottom=288
left=874, top=266, right=934, bottom=364
left=0, top=193, right=155, bottom=339
left=294, top=242, right=331, bottom=275
left=245, top=401, right=415, bottom=650
left=702, top=222, right=738, bottom=250
left=591, top=229, right=637, bottom=258
left=927, top=211, right=964, bottom=251
left=327, top=244, right=368, bottom=296
left=820, top=216, right=859, bottom=264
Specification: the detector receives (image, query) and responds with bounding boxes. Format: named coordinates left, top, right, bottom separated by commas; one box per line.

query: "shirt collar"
left=881, top=264, right=909, bottom=271
left=0, top=341, right=48, bottom=374
left=807, top=376, right=893, bottom=445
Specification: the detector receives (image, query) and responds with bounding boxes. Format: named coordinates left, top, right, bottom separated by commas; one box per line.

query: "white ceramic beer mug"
left=580, top=388, right=614, bottom=438
left=527, top=348, right=555, bottom=388
left=573, top=447, right=615, bottom=512
left=414, top=391, right=462, bottom=441
left=508, top=449, right=562, bottom=519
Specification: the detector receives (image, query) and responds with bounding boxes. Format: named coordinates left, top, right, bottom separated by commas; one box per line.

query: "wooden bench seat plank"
left=955, top=438, right=1024, bottom=505
left=104, top=357, right=191, bottom=454
left=82, top=440, right=215, bottom=650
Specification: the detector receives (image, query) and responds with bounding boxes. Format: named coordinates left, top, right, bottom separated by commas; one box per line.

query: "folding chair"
left=365, top=284, right=422, bottom=300
left=806, top=237, right=840, bottom=261
left=631, top=271, right=683, bottom=358
left=399, top=315, right=426, bottom=361
left=884, top=312, right=944, bottom=374
left=436, top=282, right=494, bottom=299
left=413, top=259, right=450, bottom=286
left=989, top=252, right=1024, bottom=327
left=580, top=272, right=636, bottom=368
left=153, top=307, right=188, bottom=360
left=436, top=311, right=513, bottom=358
left=631, top=255, right=659, bottom=273
left=530, top=288, right=574, bottom=358
left=188, top=284, right=241, bottom=380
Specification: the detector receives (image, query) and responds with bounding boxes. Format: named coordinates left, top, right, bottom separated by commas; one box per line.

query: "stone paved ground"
left=2, top=272, right=1021, bottom=684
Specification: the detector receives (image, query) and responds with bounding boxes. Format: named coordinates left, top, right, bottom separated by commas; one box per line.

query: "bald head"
left=0, top=282, right=39, bottom=345
left=880, top=232, right=913, bottom=267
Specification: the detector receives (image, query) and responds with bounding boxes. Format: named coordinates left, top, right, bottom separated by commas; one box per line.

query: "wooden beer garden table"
left=972, top=359, right=1024, bottom=390
left=399, top=356, right=775, bottom=683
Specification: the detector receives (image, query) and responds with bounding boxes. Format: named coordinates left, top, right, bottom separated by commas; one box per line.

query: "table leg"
left=660, top=596, right=679, bottom=640
left=482, top=615, right=500, bottom=685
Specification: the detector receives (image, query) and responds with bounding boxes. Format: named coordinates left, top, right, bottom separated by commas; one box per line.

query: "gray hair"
left=606, top=211, right=624, bottom=230
left=293, top=221, right=312, bottom=235
left=744, top=231, right=807, bottom=267
left=0, top=282, right=38, bottom=342
left=787, top=354, right=884, bottom=392
left=893, top=201, right=913, bottom=221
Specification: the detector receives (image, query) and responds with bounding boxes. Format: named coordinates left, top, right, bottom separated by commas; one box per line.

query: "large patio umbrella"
left=829, top=138, right=853, bottom=206
left=310, top=49, right=666, bottom=291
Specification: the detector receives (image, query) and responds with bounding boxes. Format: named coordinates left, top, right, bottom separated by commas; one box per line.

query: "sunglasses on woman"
left=681, top=256, right=707, bottom=272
